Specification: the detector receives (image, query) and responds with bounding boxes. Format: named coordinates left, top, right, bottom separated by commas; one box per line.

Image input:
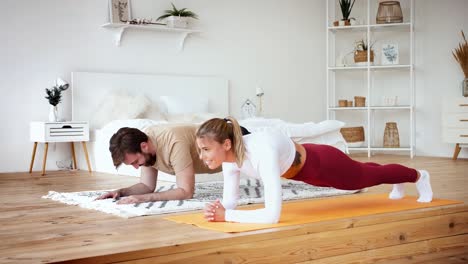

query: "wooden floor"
left=1, top=155, right=467, bottom=264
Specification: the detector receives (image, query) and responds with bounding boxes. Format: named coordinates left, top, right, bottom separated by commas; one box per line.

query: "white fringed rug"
left=42, top=179, right=362, bottom=218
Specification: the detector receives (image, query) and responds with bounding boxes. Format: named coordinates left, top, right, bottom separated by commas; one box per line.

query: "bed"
left=72, top=71, right=347, bottom=182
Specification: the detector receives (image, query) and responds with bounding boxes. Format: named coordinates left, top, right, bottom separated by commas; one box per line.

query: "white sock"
left=416, top=170, right=433, bottom=203
left=389, top=184, right=405, bottom=199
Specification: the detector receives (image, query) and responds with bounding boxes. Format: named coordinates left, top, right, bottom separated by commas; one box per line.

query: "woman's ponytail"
left=224, top=117, right=246, bottom=167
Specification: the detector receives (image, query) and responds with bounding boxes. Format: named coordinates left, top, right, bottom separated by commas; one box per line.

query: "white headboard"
left=71, top=72, right=229, bottom=130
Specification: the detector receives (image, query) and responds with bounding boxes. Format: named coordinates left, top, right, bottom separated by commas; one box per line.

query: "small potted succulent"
left=156, top=3, right=198, bottom=28
left=334, top=0, right=356, bottom=26
left=354, top=39, right=375, bottom=65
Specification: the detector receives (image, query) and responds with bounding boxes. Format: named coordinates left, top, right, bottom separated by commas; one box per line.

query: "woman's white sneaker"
left=416, top=170, right=433, bottom=203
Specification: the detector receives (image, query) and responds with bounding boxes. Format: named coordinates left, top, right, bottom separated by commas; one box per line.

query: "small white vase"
left=48, top=105, right=58, bottom=122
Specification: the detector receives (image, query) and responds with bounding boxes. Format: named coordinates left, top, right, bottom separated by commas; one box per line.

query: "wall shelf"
left=328, top=64, right=412, bottom=71
left=329, top=106, right=412, bottom=111
left=328, top=22, right=412, bottom=33
left=101, top=23, right=200, bottom=51
left=348, top=147, right=412, bottom=151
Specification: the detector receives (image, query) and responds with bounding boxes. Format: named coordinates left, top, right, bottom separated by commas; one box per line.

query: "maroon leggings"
left=291, top=144, right=418, bottom=190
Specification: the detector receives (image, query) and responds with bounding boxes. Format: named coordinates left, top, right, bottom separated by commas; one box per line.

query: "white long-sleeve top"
left=221, top=130, right=296, bottom=224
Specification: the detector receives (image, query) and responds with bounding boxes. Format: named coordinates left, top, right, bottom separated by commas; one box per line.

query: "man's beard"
left=143, top=153, right=157, bottom=166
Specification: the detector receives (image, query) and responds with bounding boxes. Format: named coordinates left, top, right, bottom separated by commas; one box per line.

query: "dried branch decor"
left=339, top=0, right=356, bottom=21
left=453, top=30, right=468, bottom=78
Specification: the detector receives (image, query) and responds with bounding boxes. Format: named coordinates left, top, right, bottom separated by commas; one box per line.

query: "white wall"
left=0, top=0, right=466, bottom=173
left=414, top=0, right=467, bottom=157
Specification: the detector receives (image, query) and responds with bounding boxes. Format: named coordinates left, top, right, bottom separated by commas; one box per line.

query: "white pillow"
left=165, top=112, right=219, bottom=123
left=141, top=102, right=167, bottom=121
left=100, top=119, right=168, bottom=135
left=92, top=93, right=151, bottom=129
left=160, top=96, right=209, bottom=115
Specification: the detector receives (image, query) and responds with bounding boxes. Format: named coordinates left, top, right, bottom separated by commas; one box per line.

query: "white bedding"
left=80, top=117, right=347, bottom=182
left=239, top=118, right=347, bottom=151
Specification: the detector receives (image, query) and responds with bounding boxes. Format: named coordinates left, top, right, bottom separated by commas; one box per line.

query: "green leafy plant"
left=355, top=39, right=375, bottom=51
left=453, top=30, right=468, bottom=78
left=45, top=81, right=69, bottom=106
left=156, top=3, right=199, bottom=21
left=339, top=0, right=356, bottom=21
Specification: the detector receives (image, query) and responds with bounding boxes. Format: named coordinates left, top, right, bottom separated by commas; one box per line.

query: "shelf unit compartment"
left=329, top=30, right=373, bottom=68
left=337, top=111, right=369, bottom=147
left=370, top=70, right=411, bottom=107
left=370, top=0, right=412, bottom=24
left=332, top=70, right=368, bottom=108
left=370, top=110, right=411, bottom=148
left=370, top=30, right=411, bottom=65
left=327, top=0, right=369, bottom=27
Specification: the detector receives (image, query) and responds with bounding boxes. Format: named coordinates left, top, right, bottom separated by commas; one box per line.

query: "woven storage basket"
left=354, top=96, right=366, bottom=107
left=354, top=50, right=374, bottom=63
left=340, top=126, right=365, bottom=143
left=376, top=1, right=403, bottom=24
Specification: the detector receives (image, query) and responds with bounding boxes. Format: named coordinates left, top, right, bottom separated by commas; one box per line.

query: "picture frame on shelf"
left=381, top=42, right=399, bottom=65
left=109, top=0, right=131, bottom=23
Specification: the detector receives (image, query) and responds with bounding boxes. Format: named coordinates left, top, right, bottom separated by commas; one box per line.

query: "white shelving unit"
left=101, top=23, right=200, bottom=51
left=326, top=0, right=414, bottom=157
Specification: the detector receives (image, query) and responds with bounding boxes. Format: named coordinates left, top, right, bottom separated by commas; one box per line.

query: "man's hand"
left=95, top=190, right=121, bottom=201
left=204, top=199, right=226, bottom=222
left=116, top=194, right=149, bottom=204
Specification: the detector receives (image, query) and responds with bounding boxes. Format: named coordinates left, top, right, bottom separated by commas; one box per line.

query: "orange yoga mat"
left=165, top=193, right=462, bottom=233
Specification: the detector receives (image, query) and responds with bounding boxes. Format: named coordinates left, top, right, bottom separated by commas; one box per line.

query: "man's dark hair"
left=109, top=127, right=148, bottom=168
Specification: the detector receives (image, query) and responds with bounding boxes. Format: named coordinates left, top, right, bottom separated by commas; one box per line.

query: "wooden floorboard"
left=0, top=155, right=466, bottom=263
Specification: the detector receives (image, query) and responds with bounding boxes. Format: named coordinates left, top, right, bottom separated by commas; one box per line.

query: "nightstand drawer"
left=442, top=98, right=468, bottom=113
left=30, top=122, right=89, bottom=142
left=443, top=113, right=468, bottom=128
left=442, top=128, right=468, bottom=144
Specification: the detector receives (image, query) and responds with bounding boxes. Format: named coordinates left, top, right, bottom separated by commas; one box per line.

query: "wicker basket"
left=354, top=96, right=366, bottom=107
left=354, top=50, right=374, bottom=63
left=340, top=126, right=365, bottom=143
left=376, top=1, right=403, bottom=24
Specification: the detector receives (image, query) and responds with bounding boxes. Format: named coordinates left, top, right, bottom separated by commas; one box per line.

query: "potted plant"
left=333, top=0, right=356, bottom=26
left=354, top=39, right=375, bottom=65
left=452, top=30, right=468, bottom=96
left=156, top=3, right=198, bottom=29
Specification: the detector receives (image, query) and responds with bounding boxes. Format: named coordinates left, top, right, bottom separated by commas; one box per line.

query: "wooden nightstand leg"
left=71, top=142, right=77, bottom=169
left=42, top=143, right=49, bottom=176
left=81, top=142, right=92, bottom=173
left=29, top=142, right=38, bottom=173
left=452, top=143, right=462, bottom=160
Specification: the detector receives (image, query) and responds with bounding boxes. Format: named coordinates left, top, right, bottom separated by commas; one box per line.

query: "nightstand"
left=442, top=97, right=468, bottom=160
left=29, top=121, right=92, bottom=175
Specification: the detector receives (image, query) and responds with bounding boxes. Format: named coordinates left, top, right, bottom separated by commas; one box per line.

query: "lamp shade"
left=256, top=86, right=264, bottom=96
